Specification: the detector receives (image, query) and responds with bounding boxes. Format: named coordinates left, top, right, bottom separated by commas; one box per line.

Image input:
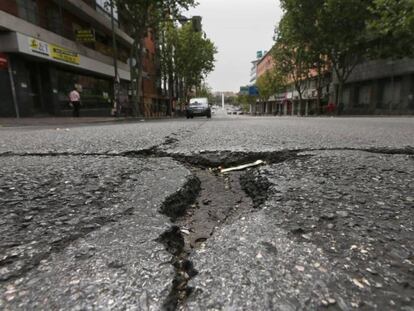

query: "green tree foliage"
left=174, top=23, right=217, bottom=100
left=368, top=0, right=414, bottom=57
left=276, top=0, right=374, bottom=105
left=113, top=0, right=196, bottom=116
left=273, top=15, right=312, bottom=111
left=237, top=94, right=255, bottom=112
left=256, top=69, right=285, bottom=101
left=318, top=0, right=372, bottom=102
left=196, top=83, right=214, bottom=103
left=279, top=0, right=327, bottom=110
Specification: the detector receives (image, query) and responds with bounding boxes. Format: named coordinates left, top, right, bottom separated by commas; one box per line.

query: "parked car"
left=186, top=98, right=211, bottom=119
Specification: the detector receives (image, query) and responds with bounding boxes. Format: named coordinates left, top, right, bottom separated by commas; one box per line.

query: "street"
left=0, top=113, right=413, bottom=310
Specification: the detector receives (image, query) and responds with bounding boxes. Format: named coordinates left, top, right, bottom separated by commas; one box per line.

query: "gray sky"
left=188, top=0, right=283, bottom=93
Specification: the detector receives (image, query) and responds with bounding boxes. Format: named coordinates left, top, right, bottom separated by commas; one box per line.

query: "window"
left=57, top=70, right=113, bottom=110
left=95, top=0, right=118, bottom=21
left=46, top=6, right=62, bottom=35
left=17, top=0, right=38, bottom=25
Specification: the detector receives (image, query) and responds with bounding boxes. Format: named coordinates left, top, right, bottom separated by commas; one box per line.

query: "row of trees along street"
left=159, top=20, right=216, bottom=113
left=257, top=0, right=414, bottom=111
left=113, top=0, right=217, bottom=116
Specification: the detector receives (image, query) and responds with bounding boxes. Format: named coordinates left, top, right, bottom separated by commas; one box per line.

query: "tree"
left=368, top=0, right=414, bottom=58
left=273, top=15, right=312, bottom=114
left=174, top=23, right=217, bottom=101
left=196, top=82, right=214, bottom=103
left=113, top=0, right=196, bottom=116
left=256, top=69, right=285, bottom=102
left=317, top=0, right=373, bottom=105
left=158, top=20, right=178, bottom=115
left=279, top=0, right=327, bottom=113
left=278, top=0, right=374, bottom=107
left=237, top=94, right=256, bottom=112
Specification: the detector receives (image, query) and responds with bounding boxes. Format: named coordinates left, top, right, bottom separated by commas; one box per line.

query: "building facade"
left=251, top=45, right=414, bottom=116
left=0, top=0, right=165, bottom=117
left=256, top=50, right=274, bottom=79
left=337, top=59, right=414, bottom=115
left=249, top=59, right=259, bottom=85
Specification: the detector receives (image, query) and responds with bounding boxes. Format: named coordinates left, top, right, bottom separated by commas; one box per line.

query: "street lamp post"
left=110, top=0, right=120, bottom=117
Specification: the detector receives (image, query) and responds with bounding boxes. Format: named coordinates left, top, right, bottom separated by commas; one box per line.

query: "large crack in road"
left=152, top=148, right=317, bottom=310
left=145, top=141, right=413, bottom=310
left=1, top=132, right=413, bottom=310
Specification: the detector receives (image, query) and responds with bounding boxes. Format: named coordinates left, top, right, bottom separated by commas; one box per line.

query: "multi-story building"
left=256, top=50, right=274, bottom=79
left=252, top=45, right=413, bottom=116
left=338, top=59, right=414, bottom=115
left=142, top=29, right=166, bottom=117
left=0, top=0, right=164, bottom=117
left=249, top=59, right=259, bottom=85
left=253, top=49, right=332, bottom=116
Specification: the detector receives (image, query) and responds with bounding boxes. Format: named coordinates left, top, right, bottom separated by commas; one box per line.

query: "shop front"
left=55, top=68, right=114, bottom=116
left=0, top=32, right=130, bottom=117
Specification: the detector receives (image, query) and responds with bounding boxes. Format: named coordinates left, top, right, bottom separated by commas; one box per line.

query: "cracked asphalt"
left=0, top=114, right=413, bottom=310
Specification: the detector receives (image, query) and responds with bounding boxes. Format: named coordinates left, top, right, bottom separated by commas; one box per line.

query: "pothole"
left=156, top=155, right=283, bottom=310
left=177, top=169, right=254, bottom=251
left=165, top=149, right=304, bottom=168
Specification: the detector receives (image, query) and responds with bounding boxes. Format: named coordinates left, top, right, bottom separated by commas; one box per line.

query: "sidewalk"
left=0, top=116, right=175, bottom=128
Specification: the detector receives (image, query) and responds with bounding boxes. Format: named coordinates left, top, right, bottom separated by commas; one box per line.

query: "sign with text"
left=75, top=29, right=95, bottom=42
left=239, top=86, right=249, bottom=95
left=28, top=37, right=80, bottom=65
left=249, top=86, right=259, bottom=96
left=28, top=38, right=50, bottom=56
left=50, top=45, right=80, bottom=64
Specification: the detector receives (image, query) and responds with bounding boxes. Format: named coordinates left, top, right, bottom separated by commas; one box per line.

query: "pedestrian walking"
left=69, top=86, right=81, bottom=117
left=327, top=102, right=336, bottom=116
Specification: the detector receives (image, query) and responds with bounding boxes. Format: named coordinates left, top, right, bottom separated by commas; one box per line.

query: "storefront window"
left=57, top=70, right=113, bottom=110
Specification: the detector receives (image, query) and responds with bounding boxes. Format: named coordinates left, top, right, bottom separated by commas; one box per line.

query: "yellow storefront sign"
left=50, top=45, right=80, bottom=65
left=28, top=37, right=80, bottom=65
left=28, top=38, right=50, bottom=56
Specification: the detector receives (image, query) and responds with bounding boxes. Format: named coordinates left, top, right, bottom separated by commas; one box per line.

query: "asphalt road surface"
left=1, top=112, right=413, bottom=310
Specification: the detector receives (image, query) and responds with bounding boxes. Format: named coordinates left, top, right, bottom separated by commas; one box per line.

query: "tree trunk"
left=167, top=63, right=173, bottom=116
left=333, top=83, right=340, bottom=106
left=316, top=72, right=322, bottom=116
left=295, top=81, right=304, bottom=117
left=130, top=40, right=139, bottom=117
left=136, top=35, right=146, bottom=117
left=298, top=95, right=303, bottom=116
left=316, top=87, right=321, bottom=115
left=337, top=81, right=344, bottom=115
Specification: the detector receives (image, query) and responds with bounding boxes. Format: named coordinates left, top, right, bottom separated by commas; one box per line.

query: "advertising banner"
left=50, top=45, right=80, bottom=65
left=28, top=38, right=50, bottom=56
left=75, top=29, right=96, bottom=43
left=239, top=86, right=249, bottom=95
left=28, top=37, right=80, bottom=65
left=248, top=86, right=259, bottom=96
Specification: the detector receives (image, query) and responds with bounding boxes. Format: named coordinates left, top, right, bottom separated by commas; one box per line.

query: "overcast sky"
left=188, top=0, right=283, bottom=93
